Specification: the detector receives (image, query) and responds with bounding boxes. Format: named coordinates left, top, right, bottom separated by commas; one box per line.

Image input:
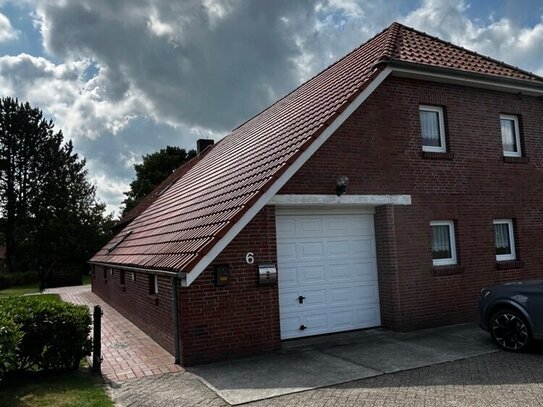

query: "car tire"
left=490, top=309, right=532, bottom=352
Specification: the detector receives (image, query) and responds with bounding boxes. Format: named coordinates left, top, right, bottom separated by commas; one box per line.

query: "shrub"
left=0, top=316, right=23, bottom=380
left=0, top=296, right=92, bottom=373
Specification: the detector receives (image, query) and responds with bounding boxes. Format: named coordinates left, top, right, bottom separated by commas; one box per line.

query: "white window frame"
left=420, top=105, right=447, bottom=153
left=493, top=219, right=516, bottom=261
left=430, top=220, right=457, bottom=266
left=500, top=114, right=522, bottom=157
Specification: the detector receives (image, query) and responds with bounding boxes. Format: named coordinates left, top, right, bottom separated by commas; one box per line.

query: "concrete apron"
left=189, top=323, right=498, bottom=405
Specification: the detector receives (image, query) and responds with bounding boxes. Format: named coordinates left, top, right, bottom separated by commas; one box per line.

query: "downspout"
left=171, top=276, right=181, bottom=364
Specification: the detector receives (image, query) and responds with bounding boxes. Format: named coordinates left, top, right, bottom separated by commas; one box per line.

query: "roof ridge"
left=393, top=22, right=543, bottom=82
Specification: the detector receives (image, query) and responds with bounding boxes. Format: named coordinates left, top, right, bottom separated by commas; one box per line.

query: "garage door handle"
left=298, top=296, right=306, bottom=304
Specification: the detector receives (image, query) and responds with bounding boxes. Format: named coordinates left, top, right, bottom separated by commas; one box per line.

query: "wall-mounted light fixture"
left=336, top=175, right=349, bottom=196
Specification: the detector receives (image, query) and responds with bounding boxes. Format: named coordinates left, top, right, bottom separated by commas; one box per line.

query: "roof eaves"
left=388, top=59, right=543, bottom=96
left=395, top=23, right=543, bottom=82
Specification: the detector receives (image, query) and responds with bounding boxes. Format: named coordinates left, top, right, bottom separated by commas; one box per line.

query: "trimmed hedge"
left=0, top=296, right=92, bottom=374
left=0, top=316, right=23, bottom=379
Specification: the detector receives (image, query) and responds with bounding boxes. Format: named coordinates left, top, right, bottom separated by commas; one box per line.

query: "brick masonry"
left=93, top=76, right=543, bottom=364
left=280, top=76, right=543, bottom=330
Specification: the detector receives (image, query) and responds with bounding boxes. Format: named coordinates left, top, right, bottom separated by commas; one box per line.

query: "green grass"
left=82, top=275, right=91, bottom=285
left=0, top=369, right=114, bottom=407
left=0, top=281, right=40, bottom=297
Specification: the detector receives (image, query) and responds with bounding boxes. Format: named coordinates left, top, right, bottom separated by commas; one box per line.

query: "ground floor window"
left=430, top=221, right=457, bottom=266
left=494, top=219, right=516, bottom=261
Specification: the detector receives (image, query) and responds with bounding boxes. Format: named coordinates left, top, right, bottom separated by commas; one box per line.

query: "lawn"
left=0, top=369, right=114, bottom=407
left=0, top=281, right=40, bottom=297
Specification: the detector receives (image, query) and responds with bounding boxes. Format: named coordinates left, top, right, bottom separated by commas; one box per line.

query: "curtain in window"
left=501, top=119, right=517, bottom=152
left=495, top=223, right=511, bottom=255
left=432, top=225, right=451, bottom=259
left=420, top=110, right=441, bottom=147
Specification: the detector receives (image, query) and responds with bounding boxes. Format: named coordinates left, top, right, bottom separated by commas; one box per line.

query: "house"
left=90, top=22, right=543, bottom=366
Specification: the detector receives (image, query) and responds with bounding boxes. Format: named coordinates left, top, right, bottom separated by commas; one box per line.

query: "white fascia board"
left=269, top=194, right=411, bottom=206
left=391, top=66, right=543, bottom=96
left=183, top=67, right=393, bottom=287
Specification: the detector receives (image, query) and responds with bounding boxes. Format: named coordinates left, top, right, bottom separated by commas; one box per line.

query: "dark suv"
left=479, top=279, right=543, bottom=351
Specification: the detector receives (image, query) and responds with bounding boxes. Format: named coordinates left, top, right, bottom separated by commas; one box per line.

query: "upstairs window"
left=420, top=105, right=446, bottom=153
left=500, top=115, right=521, bottom=157
left=494, top=219, right=516, bottom=261
left=430, top=221, right=457, bottom=266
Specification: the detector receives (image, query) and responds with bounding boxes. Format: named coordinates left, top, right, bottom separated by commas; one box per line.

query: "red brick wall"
left=280, top=76, right=543, bottom=330
left=179, top=205, right=280, bottom=366
left=92, top=76, right=543, bottom=365
left=91, top=265, right=176, bottom=354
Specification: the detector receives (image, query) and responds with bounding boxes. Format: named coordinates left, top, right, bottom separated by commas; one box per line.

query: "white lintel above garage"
left=269, top=194, right=412, bottom=207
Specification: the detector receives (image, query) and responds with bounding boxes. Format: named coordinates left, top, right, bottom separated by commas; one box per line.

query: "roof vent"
left=197, top=139, right=214, bottom=154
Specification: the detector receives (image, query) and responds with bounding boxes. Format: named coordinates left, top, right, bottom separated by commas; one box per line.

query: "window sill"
left=503, top=156, right=529, bottom=164
left=496, top=260, right=524, bottom=271
left=432, top=265, right=464, bottom=277
left=422, top=151, right=454, bottom=160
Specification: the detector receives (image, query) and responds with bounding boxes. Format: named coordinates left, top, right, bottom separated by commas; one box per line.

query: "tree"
left=121, top=146, right=196, bottom=216
left=0, top=97, right=112, bottom=279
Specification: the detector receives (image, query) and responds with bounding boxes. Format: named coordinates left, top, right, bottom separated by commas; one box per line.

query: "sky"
left=0, top=0, right=542, bottom=216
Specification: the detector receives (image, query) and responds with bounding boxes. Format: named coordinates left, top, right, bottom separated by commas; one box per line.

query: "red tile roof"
left=91, top=22, right=543, bottom=278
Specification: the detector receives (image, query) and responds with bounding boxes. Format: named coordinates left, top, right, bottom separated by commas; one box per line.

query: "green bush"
left=0, top=271, right=38, bottom=290
left=0, top=316, right=23, bottom=380
left=0, top=296, right=92, bottom=373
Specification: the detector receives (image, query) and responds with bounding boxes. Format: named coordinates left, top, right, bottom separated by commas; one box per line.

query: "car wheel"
left=490, top=309, right=532, bottom=352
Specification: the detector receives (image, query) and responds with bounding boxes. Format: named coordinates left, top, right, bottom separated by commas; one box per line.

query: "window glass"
left=420, top=106, right=446, bottom=153
left=500, top=115, right=521, bottom=157
left=421, top=110, right=442, bottom=147
left=432, top=224, right=452, bottom=259
left=430, top=221, right=457, bottom=266
left=494, top=219, right=516, bottom=261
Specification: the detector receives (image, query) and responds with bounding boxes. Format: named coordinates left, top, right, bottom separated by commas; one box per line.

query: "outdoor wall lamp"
left=336, top=175, right=349, bottom=196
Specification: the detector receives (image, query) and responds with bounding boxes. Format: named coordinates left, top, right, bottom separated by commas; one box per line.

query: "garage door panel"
left=296, top=217, right=323, bottom=237
left=303, top=313, right=328, bottom=334
left=277, top=242, right=297, bottom=261
left=280, top=314, right=304, bottom=339
left=326, top=240, right=351, bottom=257
left=350, top=238, right=375, bottom=257
left=276, top=217, right=296, bottom=237
left=353, top=306, right=381, bottom=326
left=300, top=264, right=326, bottom=283
left=329, top=309, right=355, bottom=330
left=277, top=211, right=380, bottom=340
left=299, top=241, right=325, bottom=260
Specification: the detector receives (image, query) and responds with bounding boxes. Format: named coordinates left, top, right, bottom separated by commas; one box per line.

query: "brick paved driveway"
left=112, top=351, right=543, bottom=407
left=45, top=285, right=182, bottom=383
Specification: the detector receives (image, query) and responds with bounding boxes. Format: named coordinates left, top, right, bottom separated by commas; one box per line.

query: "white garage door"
left=276, top=209, right=381, bottom=340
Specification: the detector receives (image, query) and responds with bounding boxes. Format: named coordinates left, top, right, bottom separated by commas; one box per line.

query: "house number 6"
left=246, top=252, right=254, bottom=264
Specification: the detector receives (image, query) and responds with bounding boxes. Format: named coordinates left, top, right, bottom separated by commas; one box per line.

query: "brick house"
left=90, top=22, right=543, bottom=366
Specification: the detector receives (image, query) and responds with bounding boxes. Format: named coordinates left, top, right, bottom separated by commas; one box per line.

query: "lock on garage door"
left=276, top=209, right=381, bottom=340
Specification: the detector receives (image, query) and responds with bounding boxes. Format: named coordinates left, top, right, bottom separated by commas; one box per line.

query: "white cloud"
left=0, top=12, right=18, bottom=42
left=0, top=53, right=144, bottom=140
